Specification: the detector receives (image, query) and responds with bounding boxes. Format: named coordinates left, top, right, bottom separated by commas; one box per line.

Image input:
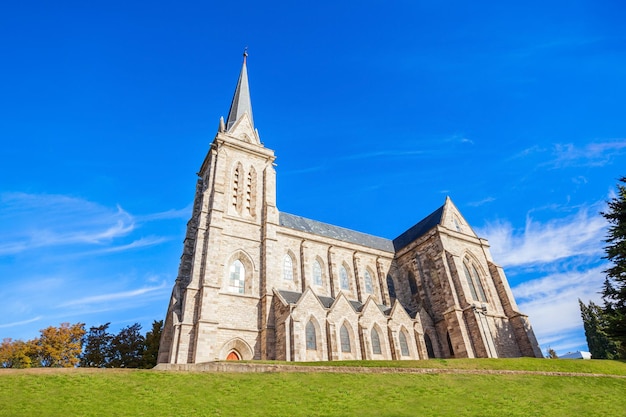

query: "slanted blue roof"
left=279, top=212, right=394, bottom=252
left=392, top=205, right=444, bottom=251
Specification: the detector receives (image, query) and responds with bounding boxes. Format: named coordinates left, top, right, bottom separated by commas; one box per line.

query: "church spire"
left=225, top=49, right=254, bottom=132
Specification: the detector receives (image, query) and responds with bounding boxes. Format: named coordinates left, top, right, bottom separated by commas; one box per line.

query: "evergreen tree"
left=141, top=320, right=163, bottom=368
left=601, top=176, right=626, bottom=357
left=109, top=323, right=144, bottom=368
left=80, top=323, right=113, bottom=367
left=579, top=299, right=620, bottom=359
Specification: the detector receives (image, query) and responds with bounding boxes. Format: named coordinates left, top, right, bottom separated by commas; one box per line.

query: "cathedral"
left=157, top=54, right=542, bottom=364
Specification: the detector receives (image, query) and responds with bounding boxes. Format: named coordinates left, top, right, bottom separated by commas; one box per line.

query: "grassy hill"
left=1, top=359, right=625, bottom=416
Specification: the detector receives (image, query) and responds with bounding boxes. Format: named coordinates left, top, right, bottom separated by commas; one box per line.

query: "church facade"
left=157, top=55, right=542, bottom=364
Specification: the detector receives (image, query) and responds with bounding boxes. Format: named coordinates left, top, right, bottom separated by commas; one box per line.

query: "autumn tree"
left=31, top=323, right=85, bottom=367
left=80, top=323, right=113, bottom=368
left=141, top=320, right=163, bottom=368
left=0, top=338, right=35, bottom=368
left=601, top=176, right=626, bottom=357
left=579, top=299, right=620, bottom=359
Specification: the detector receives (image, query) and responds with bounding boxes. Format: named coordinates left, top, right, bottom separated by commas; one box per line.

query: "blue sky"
left=1, top=1, right=625, bottom=356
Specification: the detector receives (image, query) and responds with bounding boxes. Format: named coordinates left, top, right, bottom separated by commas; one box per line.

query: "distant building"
left=560, top=351, right=592, bottom=360
left=157, top=53, right=543, bottom=363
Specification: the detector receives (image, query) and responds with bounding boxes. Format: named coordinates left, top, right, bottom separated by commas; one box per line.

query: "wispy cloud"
left=0, top=316, right=43, bottom=329
left=0, top=193, right=135, bottom=255
left=137, top=205, right=192, bottom=222
left=512, top=265, right=606, bottom=353
left=477, top=202, right=607, bottom=267
left=549, top=140, right=626, bottom=168
left=467, top=196, right=495, bottom=207
left=59, top=283, right=168, bottom=308
left=88, top=236, right=168, bottom=254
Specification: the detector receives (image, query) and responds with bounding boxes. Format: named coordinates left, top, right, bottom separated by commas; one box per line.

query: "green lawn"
left=2, top=359, right=625, bottom=417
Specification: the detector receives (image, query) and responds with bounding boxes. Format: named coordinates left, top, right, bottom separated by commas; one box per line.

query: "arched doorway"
left=226, top=350, right=241, bottom=361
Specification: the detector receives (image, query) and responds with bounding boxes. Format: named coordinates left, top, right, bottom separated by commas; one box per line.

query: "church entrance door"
left=226, top=351, right=240, bottom=361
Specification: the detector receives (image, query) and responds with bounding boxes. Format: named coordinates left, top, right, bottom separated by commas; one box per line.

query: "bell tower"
left=158, top=52, right=279, bottom=363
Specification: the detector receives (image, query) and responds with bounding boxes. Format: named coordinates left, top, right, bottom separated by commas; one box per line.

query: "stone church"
left=157, top=53, right=542, bottom=364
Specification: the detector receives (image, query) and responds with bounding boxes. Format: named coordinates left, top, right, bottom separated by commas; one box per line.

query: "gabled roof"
left=226, top=51, right=254, bottom=131
left=392, top=205, right=444, bottom=251
left=275, top=289, right=392, bottom=316
left=279, top=212, right=394, bottom=252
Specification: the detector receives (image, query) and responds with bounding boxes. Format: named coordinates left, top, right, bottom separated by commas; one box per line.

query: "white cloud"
left=0, top=193, right=135, bottom=255
left=467, top=196, right=495, bottom=207
left=477, top=203, right=607, bottom=267
left=549, top=140, right=626, bottom=168
left=0, top=316, right=43, bottom=329
left=59, top=283, right=168, bottom=308
left=512, top=265, right=606, bottom=355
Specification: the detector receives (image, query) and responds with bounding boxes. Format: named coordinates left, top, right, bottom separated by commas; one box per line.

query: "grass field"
left=2, top=359, right=625, bottom=417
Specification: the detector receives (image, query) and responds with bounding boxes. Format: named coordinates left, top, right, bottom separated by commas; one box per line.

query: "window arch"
left=424, top=333, right=435, bottom=359
left=228, top=260, right=245, bottom=294
left=305, top=320, right=317, bottom=350
left=312, top=260, right=323, bottom=286
left=371, top=327, right=382, bottom=355
left=463, top=260, right=487, bottom=303
left=283, top=254, right=294, bottom=281
left=340, top=324, right=351, bottom=353
left=339, top=265, right=349, bottom=290
left=399, top=329, right=410, bottom=357
left=364, top=270, right=374, bottom=294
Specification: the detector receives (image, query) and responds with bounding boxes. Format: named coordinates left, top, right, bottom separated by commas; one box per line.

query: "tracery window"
left=340, top=324, right=351, bottom=353
left=364, top=270, right=374, bottom=294
left=228, top=260, right=245, bottom=294
left=463, top=261, right=487, bottom=303
left=283, top=255, right=294, bottom=281
left=399, top=330, right=409, bottom=356
left=306, top=320, right=317, bottom=350
left=339, top=266, right=349, bottom=290
left=312, top=260, right=323, bottom=286
left=371, top=327, right=382, bottom=355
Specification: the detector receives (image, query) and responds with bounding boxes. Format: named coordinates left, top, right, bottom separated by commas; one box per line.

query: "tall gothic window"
left=232, top=166, right=240, bottom=210
left=371, top=327, right=382, bottom=355
left=463, top=262, right=487, bottom=303
left=283, top=255, right=294, bottom=281
left=364, top=270, right=374, bottom=294
left=306, top=320, right=317, bottom=350
left=399, top=330, right=410, bottom=356
left=228, top=260, right=245, bottom=294
left=339, top=266, right=349, bottom=290
left=245, top=171, right=252, bottom=212
left=340, top=324, right=351, bottom=353
left=312, top=260, right=323, bottom=286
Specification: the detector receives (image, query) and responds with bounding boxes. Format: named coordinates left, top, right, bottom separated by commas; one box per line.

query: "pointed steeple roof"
left=225, top=50, right=254, bottom=131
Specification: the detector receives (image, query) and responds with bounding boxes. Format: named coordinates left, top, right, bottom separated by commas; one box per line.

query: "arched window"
left=283, top=255, right=294, bottom=281
left=371, top=327, right=382, bottom=355
left=232, top=166, right=241, bottom=210
left=408, top=271, right=418, bottom=295
left=340, top=324, right=351, bottom=353
left=228, top=260, right=245, bottom=294
left=399, top=330, right=410, bottom=356
left=447, top=332, right=455, bottom=357
left=306, top=320, right=317, bottom=350
left=424, top=334, right=435, bottom=359
left=339, top=266, right=349, bottom=290
left=312, top=260, right=323, bottom=286
left=463, top=261, right=487, bottom=303
left=364, top=270, right=374, bottom=294
left=387, top=275, right=396, bottom=299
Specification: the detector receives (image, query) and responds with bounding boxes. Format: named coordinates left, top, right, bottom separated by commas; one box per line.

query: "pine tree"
left=80, top=323, right=113, bottom=367
left=579, top=299, right=620, bottom=359
left=601, top=176, right=626, bottom=357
